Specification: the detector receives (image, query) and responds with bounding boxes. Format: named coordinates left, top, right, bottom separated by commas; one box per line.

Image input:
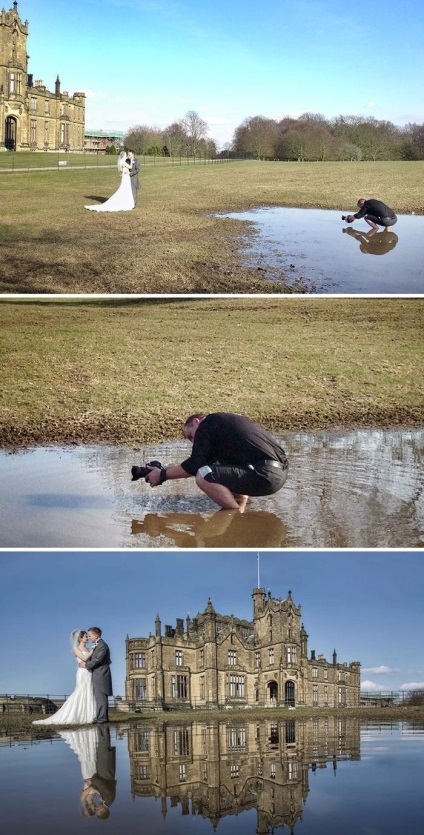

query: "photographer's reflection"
left=342, top=225, right=398, bottom=255
left=131, top=508, right=288, bottom=547
left=59, top=725, right=116, bottom=820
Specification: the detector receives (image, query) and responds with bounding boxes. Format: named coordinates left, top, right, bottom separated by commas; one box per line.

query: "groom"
left=83, top=627, right=113, bottom=724
left=127, top=149, right=141, bottom=206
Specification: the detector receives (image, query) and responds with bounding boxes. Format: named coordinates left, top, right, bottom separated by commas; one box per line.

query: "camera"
left=131, top=460, right=163, bottom=481
left=341, top=215, right=353, bottom=222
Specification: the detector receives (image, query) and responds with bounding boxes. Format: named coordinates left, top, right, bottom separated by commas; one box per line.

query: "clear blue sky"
left=1, top=550, right=423, bottom=696
left=16, top=0, right=424, bottom=147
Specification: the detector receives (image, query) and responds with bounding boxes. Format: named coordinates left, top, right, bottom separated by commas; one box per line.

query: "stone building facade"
left=127, top=716, right=360, bottom=830
left=125, top=587, right=361, bottom=709
left=0, top=2, right=85, bottom=151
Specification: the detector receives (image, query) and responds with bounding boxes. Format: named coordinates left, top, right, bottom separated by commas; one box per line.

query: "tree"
left=233, top=116, right=279, bottom=160
left=162, top=121, right=188, bottom=158
left=182, top=110, right=208, bottom=157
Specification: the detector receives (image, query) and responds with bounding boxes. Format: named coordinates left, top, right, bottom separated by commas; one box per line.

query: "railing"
left=0, top=694, right=115, bottom=713
left=0, top=151, right=236, bottom=173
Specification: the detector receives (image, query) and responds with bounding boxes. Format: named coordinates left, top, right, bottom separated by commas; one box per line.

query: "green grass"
left=0, top=297, right=422, bottom=446
left=1, top=160, right=423, bottom=292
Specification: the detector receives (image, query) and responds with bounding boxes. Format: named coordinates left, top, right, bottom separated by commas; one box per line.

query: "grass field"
left=0, top=297, right=422, bottom=447
left=1, top=160, right=423, bottom=293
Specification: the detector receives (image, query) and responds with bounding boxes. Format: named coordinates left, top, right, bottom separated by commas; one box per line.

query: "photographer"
left=343, top=198, right=397, bottom=230
left=133, top=412, right=288, bottom=512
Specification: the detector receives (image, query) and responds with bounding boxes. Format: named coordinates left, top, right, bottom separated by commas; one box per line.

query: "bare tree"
left=162, top=120, right=188, bottom=158
left=182, top=110, right=208, bottom=157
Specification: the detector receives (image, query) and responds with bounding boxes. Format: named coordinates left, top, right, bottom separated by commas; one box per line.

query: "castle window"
left=324, top=685, right=328, bottom=703
left=179, top=764, right=187, bottom=782
left=134, top=678, right=146, bottom=699
left=230, top=764, right=239, bottom=778
left=30, top=119, right=37, bottom=144
left=257, top=763, right=263, bottom=776
left=270, top=763, right=276, bottom=779
left=31, top=96, right=37, bottom=111
left=199, top=649, right=204, bottom=668
left=175, top=650, right=183, bottom=666
left=324, top=668, right=328, bottom=680
left=138, top=765, right=150, bottom=779
left=269, top=648, right=274, bottom=665
left=60, top=122, right=69, bottom=145
left=44, top=122, right=49, bottom=144
left=312, top=667, right=318, bottom=678
left=171, top=675, right=188, bottom=699
left=313, top=684, right=318, bottom=704
left=134, top=730, right=149, bottom=751
left=287, top=760, right=298, bottom=781
left=200, top=675, right=205, bottom=699
left=9, top=72, right=15, bottom=93
left=255, top=651, right=261, bottom=668
left=229, top=675, right=245, bottom=698
left=60, top=103, right=66, bottom=116
left=133, top=652, right=146, bottom=669
left=17, top=73, right=22, bottom=94
left=287, top=646, right=296, bottom=665
left=228, top=650, right=237, bottom=666
left=228, top=727, right=246, bottom=752
left=173, top=728, right=190, bottom=755
left=45, top=99, right=49, bottom=114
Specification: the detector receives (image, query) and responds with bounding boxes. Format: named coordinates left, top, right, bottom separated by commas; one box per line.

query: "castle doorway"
left=5, top=116, right=17, bottom=150
left=285, top=680, right=295, bottom=707
left=267, top=681, right=278, bottom=705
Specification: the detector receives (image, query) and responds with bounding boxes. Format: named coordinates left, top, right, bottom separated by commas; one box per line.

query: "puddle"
left=0, top=429, right=422, bottom=548
left=221, top=207, right=423, bottom=293
left=2, top=721, right=423, bottom=834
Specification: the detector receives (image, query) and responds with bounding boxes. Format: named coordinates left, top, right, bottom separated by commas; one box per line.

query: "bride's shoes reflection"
left=131, top=508, right=288, bottom=547
left=58, top=725, right=116, bottom=820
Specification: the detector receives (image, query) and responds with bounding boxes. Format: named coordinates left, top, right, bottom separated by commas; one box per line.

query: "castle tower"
left=0, top=1, right=28, bottom=149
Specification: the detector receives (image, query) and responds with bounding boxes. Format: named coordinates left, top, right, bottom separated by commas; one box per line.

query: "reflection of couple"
left=85, top=149, right=140, bottom=212
left=59, top=724, right=116, bottom=820
left=33, top=627, right=112, bottom=726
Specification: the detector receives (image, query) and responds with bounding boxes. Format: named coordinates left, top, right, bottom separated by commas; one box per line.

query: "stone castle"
left=0, top=2, right=85, bottom=151
left=126, top=586, right=361, bottom=709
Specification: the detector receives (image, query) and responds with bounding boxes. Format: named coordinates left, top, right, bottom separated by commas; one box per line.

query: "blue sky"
left=16, top=0, right=424, bottom=147
left=1, top=550, right=423, bottom=696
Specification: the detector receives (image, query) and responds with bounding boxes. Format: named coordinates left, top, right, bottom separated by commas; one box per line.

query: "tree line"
left=232, top=113, right=424, bottom=161
left=124, top=109, right=424, bottom=161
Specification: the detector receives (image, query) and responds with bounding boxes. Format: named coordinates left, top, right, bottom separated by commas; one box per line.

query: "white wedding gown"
left=85, top=169, right=135, bottom=212
left=58, top=727, right=99, bottom=781
left=33, top=651, right=96, bottom=726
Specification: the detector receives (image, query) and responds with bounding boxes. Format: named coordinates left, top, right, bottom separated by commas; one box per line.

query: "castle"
left=0, top=2, right=85, bottom=151
left=125, top=586, right=361, bottom=709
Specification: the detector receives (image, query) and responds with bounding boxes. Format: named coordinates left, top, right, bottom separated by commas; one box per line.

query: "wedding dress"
left=85, top=169, right=135, bottom=212
left=58, top=727, right=99, bottom=781
left=33, top=651, right=96, bottom=726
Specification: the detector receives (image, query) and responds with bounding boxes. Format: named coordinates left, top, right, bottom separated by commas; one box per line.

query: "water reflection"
left=128, top=716, right=360, bottom=829
left=58, top=725, right=116, bottom=819
left=220, top=207, right=423, bottom=293
left=2, top=719, right=424, bottom=834
left=342, top=226, right=399, bottom=255
left=0, top=429, right=422, bottom=547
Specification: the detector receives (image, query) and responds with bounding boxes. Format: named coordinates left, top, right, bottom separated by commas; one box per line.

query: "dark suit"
left=85, top=638, right=112, bottom=723
left=91, top=725, right=116, bottom=808
left=129, top=156, right=141, bottom=205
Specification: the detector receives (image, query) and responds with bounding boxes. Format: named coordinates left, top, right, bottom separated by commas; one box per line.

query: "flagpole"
left=257, top=552, right=260, bottom=588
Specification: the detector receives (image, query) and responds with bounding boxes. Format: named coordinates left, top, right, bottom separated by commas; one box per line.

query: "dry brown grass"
left=0, top=297, right=422, bottom=446
left=1, top=160, right=423, bottom=293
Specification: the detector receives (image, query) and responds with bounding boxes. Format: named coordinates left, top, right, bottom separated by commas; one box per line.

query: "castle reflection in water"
left=127, top=716, right=360, bottom=831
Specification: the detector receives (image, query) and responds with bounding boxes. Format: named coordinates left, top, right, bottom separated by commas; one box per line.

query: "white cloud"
left=400, top=682, right=424, bottom=691
left=361, top=680, right=380, bottom=692
left=362, top=666, right=398, bottom=675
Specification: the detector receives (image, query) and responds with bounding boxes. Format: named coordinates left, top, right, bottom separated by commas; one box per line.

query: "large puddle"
left=221, top=207, right=424, bottom=293
left=0, top=429, right=422, bottom=548
left=1, top=720, right=423, bottom=834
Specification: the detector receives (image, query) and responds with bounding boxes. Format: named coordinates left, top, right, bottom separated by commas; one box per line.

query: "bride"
left=33, top=630, right=96, bottom=726
left=85, top=151, right=135, bottom=212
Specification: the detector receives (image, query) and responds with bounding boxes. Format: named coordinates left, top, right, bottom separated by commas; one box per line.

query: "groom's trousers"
left=95, top=689, right=109, bottom=723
